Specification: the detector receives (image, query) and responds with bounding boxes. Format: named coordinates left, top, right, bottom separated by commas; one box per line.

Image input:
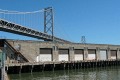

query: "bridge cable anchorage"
left=0, top=7, right=71, bottom=43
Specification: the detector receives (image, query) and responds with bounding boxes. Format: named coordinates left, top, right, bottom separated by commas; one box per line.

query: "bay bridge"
left=1, top=7, right=120, bottom=80
left=0, top=7, right=71, bottom=43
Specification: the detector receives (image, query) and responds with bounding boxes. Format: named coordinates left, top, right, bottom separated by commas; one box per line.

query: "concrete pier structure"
left=1, top=39, right=120, bottom=74
left=1, top=39, right=120, bottom=63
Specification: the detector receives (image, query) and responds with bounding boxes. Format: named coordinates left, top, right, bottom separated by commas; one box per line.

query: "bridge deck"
left=0, top=19, right=71, bottom=43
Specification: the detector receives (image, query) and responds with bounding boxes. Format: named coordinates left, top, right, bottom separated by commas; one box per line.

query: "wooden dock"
left=5, top=59, right=120, bottom=74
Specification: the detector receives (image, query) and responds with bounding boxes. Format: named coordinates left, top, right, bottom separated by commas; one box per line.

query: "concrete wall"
left=6, top=40, right=120, bottom=62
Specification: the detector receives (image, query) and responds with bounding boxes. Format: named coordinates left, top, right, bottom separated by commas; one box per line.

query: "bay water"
left=9, top=66, right=120, bottom=80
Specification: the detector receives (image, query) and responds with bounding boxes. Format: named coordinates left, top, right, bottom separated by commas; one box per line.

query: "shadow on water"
left=9, top=66, right=120, bottom=80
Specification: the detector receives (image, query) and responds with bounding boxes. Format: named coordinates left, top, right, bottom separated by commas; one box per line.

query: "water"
left=9, top=66, right=120, bottom=80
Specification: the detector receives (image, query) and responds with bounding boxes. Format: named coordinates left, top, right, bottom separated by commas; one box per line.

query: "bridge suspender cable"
left=0, top=8, right=45, bottom=32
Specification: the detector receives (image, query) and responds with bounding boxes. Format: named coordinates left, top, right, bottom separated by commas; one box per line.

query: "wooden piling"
left=5, top=59, right=120, bottom=74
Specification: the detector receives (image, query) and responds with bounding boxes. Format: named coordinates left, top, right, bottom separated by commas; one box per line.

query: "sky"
left=0, top=0, right=120, bottom=44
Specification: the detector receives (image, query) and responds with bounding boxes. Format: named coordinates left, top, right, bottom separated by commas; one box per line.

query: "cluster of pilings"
left=6, top=60, right=120, bottom=74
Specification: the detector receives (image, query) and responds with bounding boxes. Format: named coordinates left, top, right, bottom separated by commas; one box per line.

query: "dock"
left=1, top=39, right=120, bottom=74
left=6, top=59, right=120, bottom=74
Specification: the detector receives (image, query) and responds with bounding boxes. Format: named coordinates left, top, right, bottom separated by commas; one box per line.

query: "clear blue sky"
left=0, top=0, right=120, bottom=44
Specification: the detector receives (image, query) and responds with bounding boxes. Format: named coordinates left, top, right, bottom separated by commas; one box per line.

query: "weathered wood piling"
left=6, top=59, right=120, bottom=74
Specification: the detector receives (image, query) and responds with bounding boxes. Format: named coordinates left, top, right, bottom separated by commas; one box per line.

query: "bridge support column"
left=52, top=46, right=58, bottom=61
left=84, top=47, right=88, bottom=60
left=69, top=47, right=74, bottom=61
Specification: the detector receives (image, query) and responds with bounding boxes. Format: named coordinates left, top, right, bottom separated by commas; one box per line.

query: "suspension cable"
left=0, top=9, right=44, bottom=14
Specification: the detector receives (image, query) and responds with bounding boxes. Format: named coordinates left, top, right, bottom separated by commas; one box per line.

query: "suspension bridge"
left=0, top=7, right=72, bottom=80
left=0, top=7, right=71, bottom=43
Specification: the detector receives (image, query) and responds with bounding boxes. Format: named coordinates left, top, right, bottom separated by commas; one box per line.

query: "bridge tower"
left=44, top=7, right=54, bottom=41
left=81, top=36, right=86, bottom=44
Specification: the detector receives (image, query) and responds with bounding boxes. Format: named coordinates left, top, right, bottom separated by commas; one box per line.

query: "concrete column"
left=117, top=48, right=120, bottom=59
left=96, top=47, right=100, bottom=60
left=84, top=47, right=88, bottom=60
left=69, top=47, right=74, bottom=61
left=52, top=46, right=59, bottom=61
left=107, top=47, right=111, bottom=60
left=0, top=49, right=2, bottom=66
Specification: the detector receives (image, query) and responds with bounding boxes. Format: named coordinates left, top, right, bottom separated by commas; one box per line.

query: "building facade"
left=2, top=39, right=120, bottom=64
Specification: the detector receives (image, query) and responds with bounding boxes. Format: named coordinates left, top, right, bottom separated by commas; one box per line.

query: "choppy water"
left=9, top=66, right=120, bottom=80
